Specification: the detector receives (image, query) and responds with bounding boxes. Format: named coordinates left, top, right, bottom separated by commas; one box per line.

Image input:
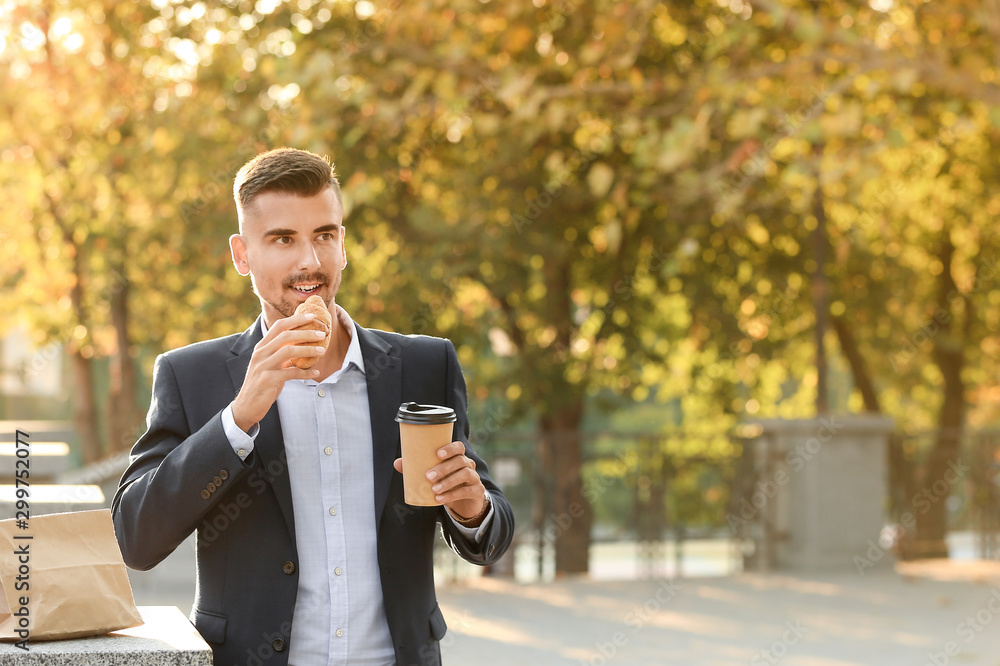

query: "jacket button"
left=213, top=476, right=223, bottom=486
left=219, top=469, right=230, bottom=480
left=200, top=490, right=211, bottom=500
left=272, top=638, right=285, bottom=652
left=207, top=482, right=217, bottom=493
left=282, top=561, right=295, bottom=575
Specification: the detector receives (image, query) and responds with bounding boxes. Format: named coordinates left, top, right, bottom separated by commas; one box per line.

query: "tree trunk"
left=539, top=398, right=592, bottom=575
left=831, top=315, right=881, bottom=412
left=107, top=270, right=142, bottom=453
left=507, top=251, right=596, bottom=576
left=812, top=146, right=830, bottom=414
left=69, top=350, right=102, bottom=464
left=46, top=193, right=102, bottom=464
left=913, top=237, right=965, bottom=558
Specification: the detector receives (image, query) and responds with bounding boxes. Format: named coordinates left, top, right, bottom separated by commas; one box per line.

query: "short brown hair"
left=233, top=147, right=342, bottom=224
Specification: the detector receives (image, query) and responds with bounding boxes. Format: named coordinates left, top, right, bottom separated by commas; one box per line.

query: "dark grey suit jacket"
left=111, top=318, right=514, bottom=666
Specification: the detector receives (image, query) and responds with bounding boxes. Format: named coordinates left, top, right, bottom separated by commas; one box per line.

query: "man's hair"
left=233, top=147, right=342, bottom=226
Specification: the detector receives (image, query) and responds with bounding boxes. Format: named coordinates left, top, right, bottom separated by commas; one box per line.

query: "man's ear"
left=230, top=234, right=250, bottom=276
left=341, top=225, right=348, bottom=270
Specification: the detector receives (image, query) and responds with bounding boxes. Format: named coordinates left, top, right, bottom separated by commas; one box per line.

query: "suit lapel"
left=226, top=317, right=296, bottom=541
left=356, top=325, right=401, bottom=533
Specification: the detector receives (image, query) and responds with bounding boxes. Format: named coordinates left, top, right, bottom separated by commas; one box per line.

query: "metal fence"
left=479, top=430, right=746, bottom=580
left=888, top=428, right=1000, bottom=560
left=474, top=426, right=1000, bottom=580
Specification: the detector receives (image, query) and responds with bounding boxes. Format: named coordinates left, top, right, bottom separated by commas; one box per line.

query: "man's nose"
left=297, top=240, right=321, bottom=271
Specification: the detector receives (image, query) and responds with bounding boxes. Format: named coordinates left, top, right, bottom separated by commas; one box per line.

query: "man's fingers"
left=434, top=470, right=485, bottom=505
left=258, top=326, right=326, bottom=354
left=435, top=485, right=481, bottom=505
left=277, top=342, right=327, bottom=367
left=435, top=440, right=467, bottom=460
left=266, top=312, right=316, bottom=336
left=413, top=444, right=486, bottom=510
left=427, top=452, right=474, bottom=482
left=429, top=464, right=480, bottom=495
left=281, top=365, right=322, bottom=380
left=288, top=328, right=328, bottom=341
left=252, top=330, right=325, bottom=362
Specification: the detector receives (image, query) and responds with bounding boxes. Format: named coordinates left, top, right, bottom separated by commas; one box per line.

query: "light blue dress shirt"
left=221, top=306, right=492, bottom=665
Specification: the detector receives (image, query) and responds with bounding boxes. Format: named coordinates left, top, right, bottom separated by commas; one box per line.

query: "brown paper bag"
left=0, top=508, right=143, bottom=642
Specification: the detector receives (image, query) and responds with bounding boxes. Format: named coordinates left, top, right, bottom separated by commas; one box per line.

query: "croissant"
left=291, top=295, right=332, bottom=369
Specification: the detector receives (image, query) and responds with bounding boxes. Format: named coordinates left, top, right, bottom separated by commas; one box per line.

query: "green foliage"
left=4, top=0, right=1000, bottom=557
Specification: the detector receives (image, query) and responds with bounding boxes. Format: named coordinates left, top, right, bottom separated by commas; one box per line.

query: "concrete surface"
left=125, top=537, right=1000, bottom=666
left=0, top=607, right=211, bottom=665
left=437, top=562, right=1000, bottom=666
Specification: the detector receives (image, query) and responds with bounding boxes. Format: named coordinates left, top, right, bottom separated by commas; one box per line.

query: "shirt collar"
left=259, top=304, right=366, bottom=376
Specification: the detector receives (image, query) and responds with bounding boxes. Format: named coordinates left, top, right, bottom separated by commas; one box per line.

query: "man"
left=112, top=148, right=514, bottom=666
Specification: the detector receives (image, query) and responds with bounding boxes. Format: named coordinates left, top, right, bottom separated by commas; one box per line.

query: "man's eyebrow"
left=261, top=224, right=340, bottom=239
left=262, top=227, right=297, bottom=238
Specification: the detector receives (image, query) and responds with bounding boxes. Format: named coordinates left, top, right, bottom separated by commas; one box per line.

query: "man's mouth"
left=290, top=283, right=322, bottom=295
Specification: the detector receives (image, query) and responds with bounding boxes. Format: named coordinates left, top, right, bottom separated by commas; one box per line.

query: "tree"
left=5, top=0, right=1000, bottom=569
left=0, top=0, right=264, bottom=458
left=698, top=0, right=1000, bottom=557
left=205, top=0, right=768, bottom=573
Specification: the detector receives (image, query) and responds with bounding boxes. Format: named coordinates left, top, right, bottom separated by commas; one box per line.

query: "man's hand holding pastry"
left=233, top=296, right=333, bottom=433
left=232, top=318, right=324, bottom=433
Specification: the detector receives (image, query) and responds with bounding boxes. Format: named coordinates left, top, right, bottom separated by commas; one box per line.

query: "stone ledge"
left=0, top=606, right=210, bottom=665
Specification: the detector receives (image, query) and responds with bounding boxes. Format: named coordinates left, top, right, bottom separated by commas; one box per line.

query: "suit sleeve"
left=437, top=339, right=515, bottom=566
left=111, top=353, right=253, bottom=571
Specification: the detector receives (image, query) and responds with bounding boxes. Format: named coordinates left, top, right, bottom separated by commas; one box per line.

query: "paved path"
left=127, top=541, right=1000, bottom=665
left=436, top=562, right=1000, bottom=666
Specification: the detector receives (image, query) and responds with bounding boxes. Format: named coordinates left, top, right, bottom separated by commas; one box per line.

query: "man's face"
left=229, top=187, right=346, bottom=327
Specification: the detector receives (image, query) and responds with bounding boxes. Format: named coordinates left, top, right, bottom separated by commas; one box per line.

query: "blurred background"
left=3, top=0, right=1000, bottom=663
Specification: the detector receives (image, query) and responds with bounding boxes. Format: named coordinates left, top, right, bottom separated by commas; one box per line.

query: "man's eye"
left=318, top=233, right=334, bottom=241
left=275, top=236, right=292, bottom=244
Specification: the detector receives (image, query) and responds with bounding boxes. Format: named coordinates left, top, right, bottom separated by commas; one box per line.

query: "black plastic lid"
left=395, top=402, right=457, bottom=425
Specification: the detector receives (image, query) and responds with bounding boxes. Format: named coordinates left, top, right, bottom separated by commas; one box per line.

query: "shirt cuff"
left=222, top=403, right=258, bottom=461
left=445, top=491, right=495, bottom=544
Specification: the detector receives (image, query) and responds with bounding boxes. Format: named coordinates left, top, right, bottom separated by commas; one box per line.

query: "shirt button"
left=335, top=629, right=343, bottom=638
left=324, top=446, right=333, bottom=455
left=318, top=389, right=326, bottom=397
left=237, top=449, right=247, bottom=458
left=335, top=567, right=342, bottom=576
left=329, top=507, right=337, bottom=516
